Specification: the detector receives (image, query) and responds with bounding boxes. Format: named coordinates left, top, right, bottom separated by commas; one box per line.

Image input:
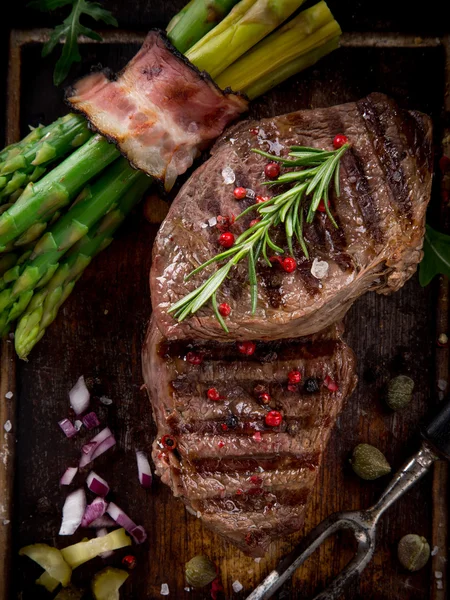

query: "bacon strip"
left=66, top=30, right=248, bottom=190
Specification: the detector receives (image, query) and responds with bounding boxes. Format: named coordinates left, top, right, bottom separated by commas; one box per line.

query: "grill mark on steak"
left=341, top=148, right=385, bottom=243
left=357, top=96, right=413, bottom=219
left=188, top=453, right=321, bottom=474
left=400, top=110, right=433, bottom=184
left=171, top=415, right=325, bottom=435
left=197, top=488, right=310, bottom=512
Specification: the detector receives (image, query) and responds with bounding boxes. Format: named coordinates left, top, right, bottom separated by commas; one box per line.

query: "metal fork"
left=246, top=397, right=450, bottom=600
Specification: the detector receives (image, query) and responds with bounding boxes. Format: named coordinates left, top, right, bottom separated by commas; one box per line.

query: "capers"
left=397, top=534, right=430, bottom=571
left=386, top=375, right=414, bottom=411
left=185, top=555, right=217, bottom=588
left=350, top=444, right=391, bottom=480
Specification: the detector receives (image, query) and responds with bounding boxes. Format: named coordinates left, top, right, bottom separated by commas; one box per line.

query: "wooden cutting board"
left=0, top=11, right=449, bottom=599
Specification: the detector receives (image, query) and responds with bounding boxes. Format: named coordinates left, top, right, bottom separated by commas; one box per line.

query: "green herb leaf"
left=419, top=224, right=450, bottom=287
left=30, top=0, right=118, bottom=86
left=169, top=143, right=349, bottom=330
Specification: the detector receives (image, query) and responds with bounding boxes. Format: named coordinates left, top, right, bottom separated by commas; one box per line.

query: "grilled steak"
left=142, top=318, right=357, bottom=556
left=151, top=93, right=433, bottom=341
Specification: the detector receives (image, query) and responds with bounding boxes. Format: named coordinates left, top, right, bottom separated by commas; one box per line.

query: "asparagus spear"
left=215, top=1, right=342, bottom=99
left=0, top=114, right=91, bottom=202
left=0, top=158, right=148, bottom=327
left=0, top=135, right=119, bottom=252
left=0, top=126, right=45, bottom=164
left=14, top=174, right=151, bottom=358
left=167, top=0, right=240, bottom=54
left=185, top=0, right=307, bottom=79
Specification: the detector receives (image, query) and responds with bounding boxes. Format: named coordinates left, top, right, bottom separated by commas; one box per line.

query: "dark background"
left=1, top=2, right=449, bottom=599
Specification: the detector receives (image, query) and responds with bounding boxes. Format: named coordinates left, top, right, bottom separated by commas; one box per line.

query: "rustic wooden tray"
left=1, top=24, right=449, bottom=600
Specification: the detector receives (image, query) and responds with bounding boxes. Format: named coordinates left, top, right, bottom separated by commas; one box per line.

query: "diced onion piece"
left=60, top=467, right=78, bottom=486
left=106, top=503, right=147, bottom=544
left=91, top=567, right=129, bottom=600
left=81, top=497, right=108, bottom=528
left=79, top=428, right=113, bottom=467
left=19, top=543, right=72, bottom=586
left=86, top=471, right=110, bottom=496
left=82, top=412, right=100, bottom=430
left=69, top=376, right=90, bottom=415
left=97, top=528, right=114, bottom=559
left=59, top=419, right=78, bottom=439
left=59, top=488, right=86, bottom=536
left=61, top=528, right=131, bottom=569
left=88, top=516, right=116, bottom=529
left=91, top=436, right=116, bottom=462
left=130, top=526, right=147, bottom=544
left=106, top=503, right=136, bottom=532
left=36, top=570, right=60, bottom=592
left=136, top=451, right=152, bottom=489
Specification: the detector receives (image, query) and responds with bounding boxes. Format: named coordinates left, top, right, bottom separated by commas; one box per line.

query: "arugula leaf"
left=29, top=0, right=118, bottom=86
left=419, top=224, right=450, bottom=286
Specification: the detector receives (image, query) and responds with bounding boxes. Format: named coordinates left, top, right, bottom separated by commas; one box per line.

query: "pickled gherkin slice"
left=19, top=543, right=72, bottom=587
left=92, top=567, right=129, bottom=600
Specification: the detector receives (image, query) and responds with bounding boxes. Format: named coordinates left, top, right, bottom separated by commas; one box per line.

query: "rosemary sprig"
left=168, top=142, right=349, bottom=329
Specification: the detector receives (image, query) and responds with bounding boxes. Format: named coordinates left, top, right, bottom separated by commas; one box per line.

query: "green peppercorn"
left=397, top=534, right=430, bottom=571
left=386, top=375, right=414, bottom=411
left=185, top=555, right=217, bottom=588
left=350, top=444, right=391, bottom=480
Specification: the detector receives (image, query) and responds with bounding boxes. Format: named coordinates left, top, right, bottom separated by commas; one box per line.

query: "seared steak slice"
left=151, top=93, right=433, bottom=341
left=142, top=319, right=357, bottom=556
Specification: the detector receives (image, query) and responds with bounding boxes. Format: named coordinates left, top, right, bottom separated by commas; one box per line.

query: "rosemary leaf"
left=189, top=260, right=236, bottom=314
left=248, top=248, right=257, bottom=315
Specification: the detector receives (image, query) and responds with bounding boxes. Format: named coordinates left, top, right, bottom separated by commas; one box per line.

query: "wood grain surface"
left=1, top=5, right=449, bottom=599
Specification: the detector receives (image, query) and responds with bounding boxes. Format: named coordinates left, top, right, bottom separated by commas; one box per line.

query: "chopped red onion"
left=136, top=451, right=152, bottom=489
left=88, top=515, right=116, bottom=529
left=69, top=375, right=90, bottom=415
left=58, top=418, right=78, bottom=438
left=90, top=435, right=116, bottom=462
left=59, top=488, right=86, bottom=535
left=81, top=496, right=108, bottom=527
left=81, top=442, right=97, bottom=455
left=106, top=502, right=147, bottom=544
left=82, top=411, right=100, bottom=430
left=96, top=527, right=114, bottom=558
left=79, top=427, right=113, bottom=467
left=60, top=466, right=78, bottom=486
left=130, top=525, right=147, bottom=544
left=86, top=471, right=110, bottom=496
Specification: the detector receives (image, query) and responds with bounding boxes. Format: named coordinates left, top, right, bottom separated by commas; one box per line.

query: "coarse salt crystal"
left=311, top=258, right=329, bottom=279
left=435, top=571, right=443, bottom=579
left=5, top=391, right=13, bottom=399
left=99, top=396, right=113, bottom=406
left=3, top=520, right=10, bottom=525
left=184, top=587, right=191, bottom=592
left=3, top=421, right=12, bottom=433
left=222, top=166, right=236, bottom=185
left=431, top=546, right=439, bottom=556
left=267, top=138, right=284, bottom=156
left=254, top=557, right=262, bottom=563
left=196, top=511, right=202, bottom=518
left=208, top=216, right=218, bottom=227
left=74, top=420, right=83, bottom=431
left=232, top=580, right=243, bottom=593
left=160, top=583, right=169, bottom=595
left=229, top=138, right=236, bottom=145
left=437, top=581, right=443, bottom=590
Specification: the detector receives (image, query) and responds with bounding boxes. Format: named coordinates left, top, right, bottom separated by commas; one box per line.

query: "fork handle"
left=422, top=396, right=450, bottom=460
